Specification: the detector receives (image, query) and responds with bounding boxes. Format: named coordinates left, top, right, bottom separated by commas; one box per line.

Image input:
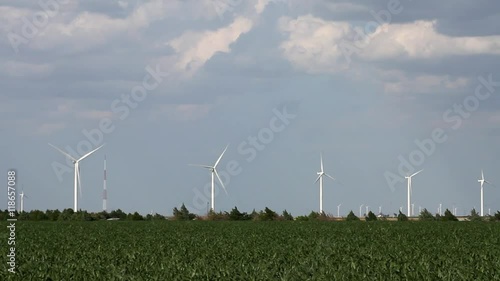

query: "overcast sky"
left=1, top=0, right=500, bottom=216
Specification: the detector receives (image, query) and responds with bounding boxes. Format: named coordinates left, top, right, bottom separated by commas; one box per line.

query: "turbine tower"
left=405, top=169, right=422, bottom=217
left=190, top=145, right=229, bottom=212
left=478, top=170, right=492, bottom=216
left=314, top=153, right=335, bottom=214
left=103, top=155, right=107, bottom=212
left=49, top=143, right=104, bottom=211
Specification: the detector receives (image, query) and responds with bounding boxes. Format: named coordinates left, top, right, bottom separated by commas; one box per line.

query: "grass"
left=1, top=221, right=500, bottom=280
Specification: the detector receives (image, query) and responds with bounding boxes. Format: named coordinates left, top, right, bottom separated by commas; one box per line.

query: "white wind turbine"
left=478, top=170, right=493, bottom=216
left=49, top=143, right=104, bottom=211
left=314, top=153, right=335, bottom=214
left=19, top=189, right=28, bottom=213
left=190, top=145, right=229, bottom=212
left=405, top=169, right=422, bottom=217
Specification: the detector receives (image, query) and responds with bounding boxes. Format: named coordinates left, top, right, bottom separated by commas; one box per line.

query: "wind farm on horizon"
left=38, top=142, right=499, bottom=219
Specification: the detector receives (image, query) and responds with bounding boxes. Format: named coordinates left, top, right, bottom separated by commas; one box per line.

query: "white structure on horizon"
left=103, top=155, right=108, bottom=212
left=49, top=143, right=104, bottom=211
left=478, top=170, right=492, bottom=216
left=405, top=170, right=422, bottom=217
left=314, top=153, right=336, bottom=214
left=190, top=145, right=229, bottom=212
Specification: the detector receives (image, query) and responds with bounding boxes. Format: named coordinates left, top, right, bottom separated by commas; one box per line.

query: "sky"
left=1, top=0, right=500, bottom=217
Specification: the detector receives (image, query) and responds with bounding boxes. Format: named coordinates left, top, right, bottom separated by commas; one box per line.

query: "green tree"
left=258, top=207, right=278, bottom=221
left=228, top=206, right=244, bottom=221
left=366, top=211, right=378, bottom=221
left=110, top=209, right=127, bottom=220
left=469, top=208, right=482, bottom=222
left=33, top=210, right=49, bottom=221
left=282, top=210, right=294, bottom=221
left=346, top=210, right=360, bottom=221
left=207, top=210, right=228, bottom=221
left=419, top=208, right=436, bottom=221
left=308, top=211, right=320, bottom=220
left=153, top=213, right=165, bottom=220
left=173, top=204, right=196, bottom=221
left=47, top=209, right=61, bottom=221
left=250, top=209, right=259, bottom=220
left=493, top=211, right=500, bottom=221
left=58, top=208, right=74, bottom=221
left=397, top=211, right=408, bottom=221
left=72, top=210, right=93, bottom=221
left=128, top=212, right=144, bottom=221
left=440, top=209, right=458, bottom=221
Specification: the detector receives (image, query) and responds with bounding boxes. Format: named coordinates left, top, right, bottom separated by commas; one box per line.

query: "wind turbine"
left=478, top=170, right=493, bottom=216
left=19, top=189, right=28, bottom=213
left=359, top=204, right=364, bottom=217
left=190, top=145, right=229, bottom=212
left=337, top=203, right=342, bottom=217
left=314, top=153, right=335, bottom=214
left=405, top=169, right=422, bottom=217
left=49, top=143, right=104, bottom=211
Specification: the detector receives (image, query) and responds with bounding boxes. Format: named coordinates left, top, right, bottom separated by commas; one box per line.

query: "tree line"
left=2, top=205, right=499, bottom=222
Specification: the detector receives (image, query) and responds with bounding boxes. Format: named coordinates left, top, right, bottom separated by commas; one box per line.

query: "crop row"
left=1, top=221, right=500, bottom=280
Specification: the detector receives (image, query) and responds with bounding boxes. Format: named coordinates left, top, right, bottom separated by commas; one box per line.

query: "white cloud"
left=379, top=70, right=470, bottom=94
left=4, top=0, right=220, bottom=52
left=167, top=16, right=253, bottom=76
left=278, top=15, right=355, bottom=73
left=75, top=110, right=114, bottom=120
left=0, top=6, right=32, bottom=33
left=149, top=103, right=212, bottom=122
left=33, top=0, right=167, bottom=51
left=35, top=122, right=66, bottom=135
left=364, top=20, right=500, bottom=60
left=279, top=16, right=500, bottom=74
left=2, top=61, right=54, bottom=77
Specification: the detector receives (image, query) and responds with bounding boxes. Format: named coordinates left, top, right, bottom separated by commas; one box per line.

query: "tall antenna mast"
left=103, top=155, right=107, bottom=212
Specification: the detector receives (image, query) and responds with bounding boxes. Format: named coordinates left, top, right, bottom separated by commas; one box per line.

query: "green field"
left=2, top=221, right=500, bottom=280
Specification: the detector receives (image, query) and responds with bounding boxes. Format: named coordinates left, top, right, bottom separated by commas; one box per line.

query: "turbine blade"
left=325, top=174, right=335, bottom=181
left=485, top=180, right=495, bottom=187
left=320, top=153, right=324, bottom=172
left=410, top=169, right=423, bottom=177
left=49, top=143, right=77, bottom=162
left=188, top=164, right=213, bottom=169
left=78, top=144, right=105, bottom=162
left=77, top=165, right=82, bottom=199
left=214, top=144, right=229, bottom=168
left=314, top=174, right=321, bottom=183
left=481, top=170, right=485, bottom=181
left=214, top=169, right=228, bottom=195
